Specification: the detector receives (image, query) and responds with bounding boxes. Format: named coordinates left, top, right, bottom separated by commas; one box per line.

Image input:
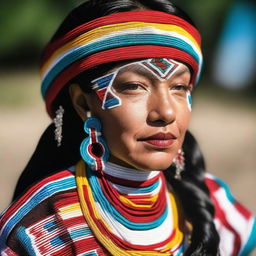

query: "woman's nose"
left=147, top=90, right=176, bottom=125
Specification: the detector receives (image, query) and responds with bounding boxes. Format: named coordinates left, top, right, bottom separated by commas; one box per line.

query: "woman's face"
left=78, top=59, right=192, bottom=171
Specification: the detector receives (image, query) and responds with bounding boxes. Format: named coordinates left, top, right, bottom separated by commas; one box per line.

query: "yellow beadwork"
left=41, top=21, right=201, bottom=77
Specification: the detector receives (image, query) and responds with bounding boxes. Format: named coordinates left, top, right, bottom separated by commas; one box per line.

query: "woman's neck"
left=102, top=161, right=162, bottom=193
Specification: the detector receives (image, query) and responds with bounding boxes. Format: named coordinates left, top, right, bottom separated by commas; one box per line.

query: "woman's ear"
left=69, top=83, right=90, bottom=121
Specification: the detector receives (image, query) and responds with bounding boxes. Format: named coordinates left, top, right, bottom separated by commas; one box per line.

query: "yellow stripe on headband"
left=41, top=21, right=201, bottom=77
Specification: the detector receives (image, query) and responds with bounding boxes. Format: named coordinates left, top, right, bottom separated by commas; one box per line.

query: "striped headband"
left=40, top=10, right=203, bottom=117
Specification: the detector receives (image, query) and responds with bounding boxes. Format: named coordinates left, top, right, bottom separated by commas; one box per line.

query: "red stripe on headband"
left=45, top=45, right=198, bottom=117
left=41, top=10, right=201, bottom=65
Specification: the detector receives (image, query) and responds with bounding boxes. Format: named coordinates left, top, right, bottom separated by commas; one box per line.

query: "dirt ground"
left=0, top=76, right=256, bottom=216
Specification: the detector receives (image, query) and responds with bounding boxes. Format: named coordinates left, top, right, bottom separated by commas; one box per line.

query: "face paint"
left=138, top=58, right=183, bottom=81
left=92, top=72, right=122, bottom=109
left=92, top=58, right=186, bottom=110
left=186, top=91, right=192, bottom=111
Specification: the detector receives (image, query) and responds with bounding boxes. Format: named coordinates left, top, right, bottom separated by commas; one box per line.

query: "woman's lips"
left=138, top=132, right=177, bottom=148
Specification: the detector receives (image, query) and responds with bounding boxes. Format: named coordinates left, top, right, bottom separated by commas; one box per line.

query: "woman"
left=0, top=0, right=255, bottom=255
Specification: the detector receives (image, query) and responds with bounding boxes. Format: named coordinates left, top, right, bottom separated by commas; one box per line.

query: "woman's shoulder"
left=0, top=168, right=77, bottom=219
left=0, top=167, right=106, bottom=255
left=205, top=173, right=256, bottom=255
left=0, top=168, right=79, bottom=254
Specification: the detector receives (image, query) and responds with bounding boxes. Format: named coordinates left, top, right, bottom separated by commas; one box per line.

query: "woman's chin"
left=109, top=154, right=174, bottom=171
left=136, top=161, right=173, bottom=171
left=134, top=152, right=175, bottom=171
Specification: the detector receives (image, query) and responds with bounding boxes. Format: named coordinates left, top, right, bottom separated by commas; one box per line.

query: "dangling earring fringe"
left=173, top=149, right=185, bottom=179
left=80, top=117, right=109, bottom=171
left=86, top=111, right=91, bottom=118
left=53, top=105, right=64, bottom=147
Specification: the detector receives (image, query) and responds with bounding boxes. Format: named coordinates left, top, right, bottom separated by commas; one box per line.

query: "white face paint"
left=92, top=58, right=188, bottom=109
left=186, top=91, right=192, bottom=111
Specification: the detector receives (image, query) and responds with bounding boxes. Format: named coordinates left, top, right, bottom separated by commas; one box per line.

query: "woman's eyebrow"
left=117, top=65, right=157, bottom=81
left=172, top=67, right=190, bottom=78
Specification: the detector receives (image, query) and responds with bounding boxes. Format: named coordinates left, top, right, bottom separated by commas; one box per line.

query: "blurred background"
left=0, top=0, right=255, bottom=218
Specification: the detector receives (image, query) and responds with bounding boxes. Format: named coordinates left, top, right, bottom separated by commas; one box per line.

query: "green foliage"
left=172, top=0, right=231, bottom=52
left=0, top=0, right=83, bottom=64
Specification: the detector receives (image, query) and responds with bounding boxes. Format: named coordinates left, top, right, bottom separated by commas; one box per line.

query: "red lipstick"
left=139, top=132, right=177, bottom=148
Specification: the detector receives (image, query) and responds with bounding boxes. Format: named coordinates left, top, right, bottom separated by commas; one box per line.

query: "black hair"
left=13, top=0, right=219, bottom=255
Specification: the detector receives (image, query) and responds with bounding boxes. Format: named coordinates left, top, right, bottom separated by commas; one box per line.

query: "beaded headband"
left=40, top=10, right=202, bottom=117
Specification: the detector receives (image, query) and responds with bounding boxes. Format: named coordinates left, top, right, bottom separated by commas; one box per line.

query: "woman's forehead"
left=109, top=58, right=191, bottom=81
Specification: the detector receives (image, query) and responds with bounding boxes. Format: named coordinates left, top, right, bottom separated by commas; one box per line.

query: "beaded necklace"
left=76, top=160, right=184, bottom=255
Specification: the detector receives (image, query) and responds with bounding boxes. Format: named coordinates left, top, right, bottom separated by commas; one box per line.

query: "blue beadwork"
left=80, top=117, right=109, bottom=171
left=42, top=34, right=201, bottom=97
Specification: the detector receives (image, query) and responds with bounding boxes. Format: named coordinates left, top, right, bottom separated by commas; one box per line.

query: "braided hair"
left=13, top=0, right=219, bottom=255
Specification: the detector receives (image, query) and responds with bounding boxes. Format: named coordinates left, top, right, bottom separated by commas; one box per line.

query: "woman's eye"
left=124, top=83, right=141, bottom=90
left=171, top=84, right=190, bottom=92
left=115, top=82, right=146, bottom=92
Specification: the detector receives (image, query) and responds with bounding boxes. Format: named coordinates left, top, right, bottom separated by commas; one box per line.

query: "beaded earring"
left=173, top=149, right=185, bottom=179
left=53, top=105, right=64, bottom=147
left=80, top=117, right=109, bottom=171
